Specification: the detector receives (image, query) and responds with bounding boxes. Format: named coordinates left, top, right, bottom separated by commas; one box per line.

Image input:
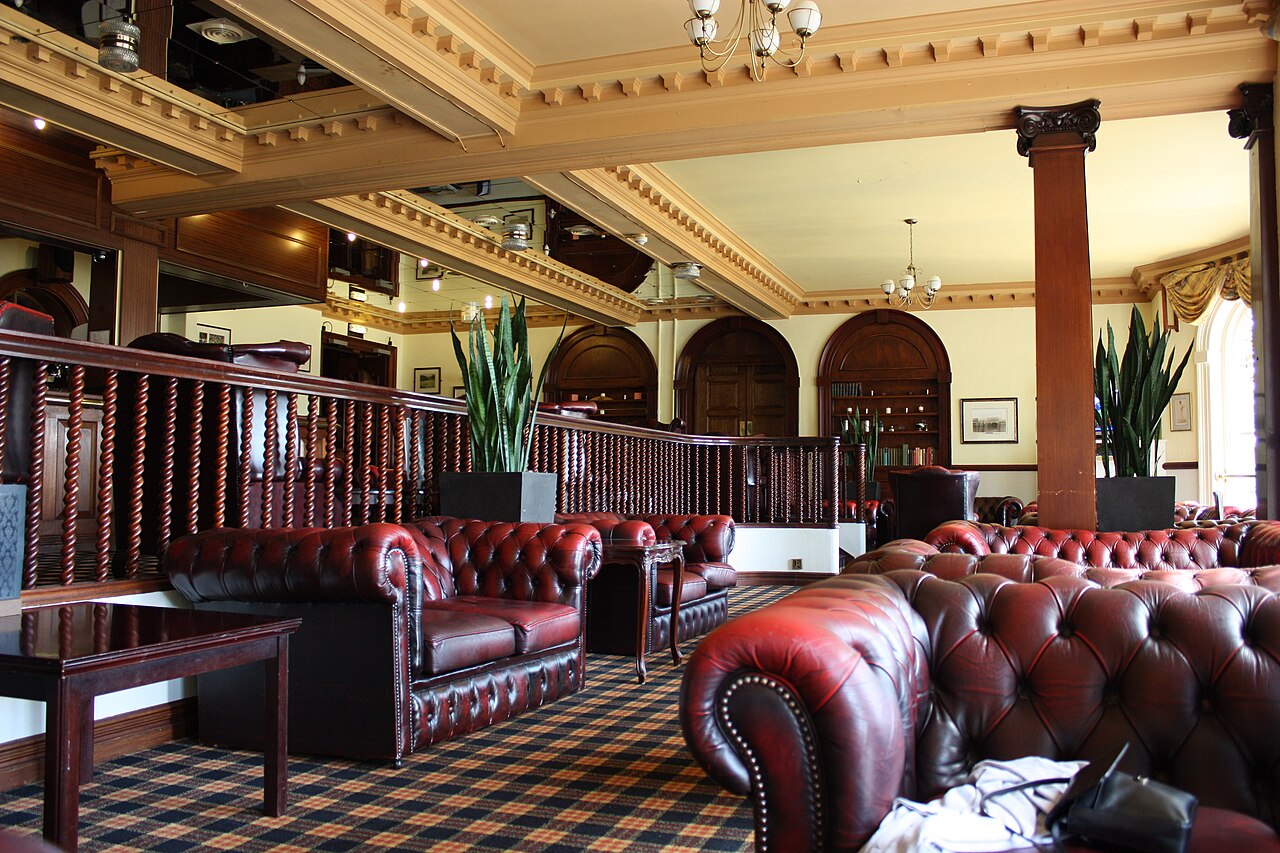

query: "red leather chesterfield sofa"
left=922, top=518, right=1280, bottom=573
left=681, top=571, right=1280, bottom=852
left=555, top=512, right=736, bottom=653
left=165, top=518, right=602, bottom=762
left=846, top=539, right=1280, bottom=593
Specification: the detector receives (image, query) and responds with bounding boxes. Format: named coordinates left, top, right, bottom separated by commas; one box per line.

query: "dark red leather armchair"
left=556, top=511, right=735, bottom=654
left=682, top=571, right=1280, bottom=852
left=165, top=517, right=602, bottom=762
left=887, top=465, right=980, bottom=541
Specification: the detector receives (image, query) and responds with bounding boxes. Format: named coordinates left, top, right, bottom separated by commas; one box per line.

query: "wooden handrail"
left=0, top=330, right=838, bottom=592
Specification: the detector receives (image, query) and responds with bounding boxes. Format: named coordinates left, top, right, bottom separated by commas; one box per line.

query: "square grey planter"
left=0, top=484, right=26, bottom=617
left=438, top=471, right=558, bottom=523
left=1095, top=476, right=1176, bottom=532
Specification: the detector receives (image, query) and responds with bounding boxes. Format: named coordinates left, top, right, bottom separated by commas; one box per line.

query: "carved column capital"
left=1228, top=82, right=1273, bottom=146
left=1014, top=99, right=1102, bottom=158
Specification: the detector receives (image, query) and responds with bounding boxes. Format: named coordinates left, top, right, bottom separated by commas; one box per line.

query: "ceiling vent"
left=187, top=18, right=253, bottom=45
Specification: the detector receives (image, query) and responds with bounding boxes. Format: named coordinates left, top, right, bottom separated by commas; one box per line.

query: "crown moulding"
left=523, top=4, right=1259, bottom=108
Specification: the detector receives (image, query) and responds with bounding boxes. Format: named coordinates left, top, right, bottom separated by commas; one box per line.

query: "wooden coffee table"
left=0, top=602, right=300, bottom=852
left=598, top=540, right=685, bottom=683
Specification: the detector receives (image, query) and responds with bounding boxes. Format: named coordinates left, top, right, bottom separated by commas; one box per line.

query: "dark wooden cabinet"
left=818, top=310, right=953, bottom=481
left=543, top=326, right=657, bottom=427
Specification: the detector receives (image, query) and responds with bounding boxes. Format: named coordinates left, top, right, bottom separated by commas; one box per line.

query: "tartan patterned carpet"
left=0, top=586, right=792, bottom=851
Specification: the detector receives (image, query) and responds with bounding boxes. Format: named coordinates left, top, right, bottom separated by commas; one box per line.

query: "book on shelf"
left=878, top=445, right=936, bottom=467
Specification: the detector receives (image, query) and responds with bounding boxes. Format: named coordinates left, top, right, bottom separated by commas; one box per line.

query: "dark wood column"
left=117, top=240, right=158, bottom=345
left=1229, top=83, right=1278, bottom=519
left=1015, top=100, right=1102, bottom=530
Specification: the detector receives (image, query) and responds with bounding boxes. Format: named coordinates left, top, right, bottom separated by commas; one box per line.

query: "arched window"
left=1197, top=297, right=1255, bottom=510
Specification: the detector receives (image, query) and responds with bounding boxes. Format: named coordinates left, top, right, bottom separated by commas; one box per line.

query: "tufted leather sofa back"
left=883, top=571, right=1280, bottom=821
left=925, top=519, right=1266, bottom=570
left=847, top=546, right=1280, bottom=593
left=405, top=517, right=601, bottom=609
left=555, top=512, right=657, bottom=546
left=640, top=514, right=735, bottom=562
left=166, top=523, right=419, bottom=604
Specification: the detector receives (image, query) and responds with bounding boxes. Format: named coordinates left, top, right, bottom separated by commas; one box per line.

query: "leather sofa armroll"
left=681, top=574, right=930, bottom=852
left=165, top=523, right=420, bottom=604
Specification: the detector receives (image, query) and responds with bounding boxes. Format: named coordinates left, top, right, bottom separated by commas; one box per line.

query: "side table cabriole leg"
left=669, top=549, right=685, bottom=666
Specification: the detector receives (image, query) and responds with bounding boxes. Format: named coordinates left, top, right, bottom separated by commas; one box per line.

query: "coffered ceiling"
left=0, top=0, right=1271, bottom=325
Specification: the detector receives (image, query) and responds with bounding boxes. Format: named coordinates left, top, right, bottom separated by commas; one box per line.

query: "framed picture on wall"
left=414, top=367, right=441, bottom=395
left=196, top=323, right=231, bottom=346
left=1169, top=392, right=1192, bottom=432
left=452, top=385, right=466, bottom=399
left=960, top=397, right=1018, bottom=444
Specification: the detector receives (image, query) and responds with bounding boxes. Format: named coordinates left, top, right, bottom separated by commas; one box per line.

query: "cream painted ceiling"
left=2, top=0, right=1263, bottom=324
left=463, top=1, right=1250, bottom=295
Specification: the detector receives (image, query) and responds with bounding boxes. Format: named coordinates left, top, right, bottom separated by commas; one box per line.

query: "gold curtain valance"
left=1160, top=257, right=1251, bottom=324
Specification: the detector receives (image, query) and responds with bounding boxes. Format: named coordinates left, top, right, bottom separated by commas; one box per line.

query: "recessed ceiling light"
left=32, top=117, right=45, bottom=131
left=346, top=231, right=357, bottom=242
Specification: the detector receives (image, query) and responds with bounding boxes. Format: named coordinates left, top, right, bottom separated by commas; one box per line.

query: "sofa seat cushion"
left=418, top=608, right=516, bottom=676
left=428, top=596, right=580, bottom=654
left=691, top=561, right=736, bottom=591
left=655, top=570, right=707, bottom=607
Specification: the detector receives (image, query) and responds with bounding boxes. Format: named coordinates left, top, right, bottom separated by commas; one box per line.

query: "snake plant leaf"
left=1094, top=305, right=1191, bottom=478
left=451, top=294, right=564, bottom=474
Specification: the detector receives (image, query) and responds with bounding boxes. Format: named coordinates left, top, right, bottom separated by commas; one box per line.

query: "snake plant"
left=840, top=407, right=880, bottom=485
left=450, top=295, right=563, bottom=473
left=1094, top=305, right=1191, bottom=478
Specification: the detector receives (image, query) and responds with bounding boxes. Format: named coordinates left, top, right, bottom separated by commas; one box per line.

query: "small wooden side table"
left=597, top=540, right=685, bottom=683
left=0, top=602, right=300, bottom=852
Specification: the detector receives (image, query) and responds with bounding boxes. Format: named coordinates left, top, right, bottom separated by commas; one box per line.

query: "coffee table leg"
left=264, top=637, right=289, bottom=816
left=669, top=551, right=686, bottom=666
left=44, top=683, right=85, bottom=851
left=636, top=558, right=651, bottom=684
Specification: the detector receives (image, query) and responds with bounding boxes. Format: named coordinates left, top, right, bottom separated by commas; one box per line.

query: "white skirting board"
left=728, top=526, right=841, bottom=576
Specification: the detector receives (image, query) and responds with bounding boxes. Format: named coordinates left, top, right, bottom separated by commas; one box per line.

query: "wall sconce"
left=98, top=16, right=141, bottom=73
left=348, top=323, right=366, bottom=337
left=348, top=285, right=367, bottom=302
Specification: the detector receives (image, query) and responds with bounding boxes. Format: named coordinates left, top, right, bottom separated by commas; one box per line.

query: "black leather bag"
left=1047, top=743, right=1197, bottom=853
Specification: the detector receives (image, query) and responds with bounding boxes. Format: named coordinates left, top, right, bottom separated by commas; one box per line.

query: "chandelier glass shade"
left=882, top=219, right=941, bottom=309
left=98, top=16, right=141, bottom=73
left=685, top=0, right=822, bottom=82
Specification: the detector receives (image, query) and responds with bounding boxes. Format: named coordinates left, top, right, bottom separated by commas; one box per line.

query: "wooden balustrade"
left=0, top=330, right=838, bottom=594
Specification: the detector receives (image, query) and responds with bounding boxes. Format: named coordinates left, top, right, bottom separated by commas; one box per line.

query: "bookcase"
left=818, top=311, right=953, bottom=490
left=542, top=326, right=658, bottom=427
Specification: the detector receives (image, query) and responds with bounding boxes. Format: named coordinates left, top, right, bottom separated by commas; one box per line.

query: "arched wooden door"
left=675, top=317, right=799, bottom=436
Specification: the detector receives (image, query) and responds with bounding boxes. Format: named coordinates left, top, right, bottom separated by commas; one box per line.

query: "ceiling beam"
left=209, top=0, right=521, bottom=139
left=100, top=21, right=1270, bottom=217
left=283, top=191, right=647, bottom=327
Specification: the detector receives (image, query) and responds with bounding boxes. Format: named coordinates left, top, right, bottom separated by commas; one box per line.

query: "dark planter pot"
left=438, top=471, right=558, bottom=523
left=1095, top=476, right=1176, bottom=532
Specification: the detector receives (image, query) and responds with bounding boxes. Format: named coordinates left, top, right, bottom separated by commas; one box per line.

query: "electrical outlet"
left=789, top=558, right=803, bottom=571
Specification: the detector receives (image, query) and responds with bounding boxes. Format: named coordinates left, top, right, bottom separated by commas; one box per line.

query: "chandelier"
left=882, top=219, right=942, bottom=309
left=684, top=0, right=822, bottom=82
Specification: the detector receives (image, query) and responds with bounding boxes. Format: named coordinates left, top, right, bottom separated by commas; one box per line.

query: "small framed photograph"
left=413, top=367, right=441, bottom=395
left=1169, top=392, right=1192, bottom=432
left=960, top=397, right=1018, bottom=444
left=196, top=323, right=231, bottom=345
left=452, top=385, right=466, bottom=399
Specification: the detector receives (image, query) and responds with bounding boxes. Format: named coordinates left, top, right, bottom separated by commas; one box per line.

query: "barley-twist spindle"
left=94, top=370, right=117, bottom=582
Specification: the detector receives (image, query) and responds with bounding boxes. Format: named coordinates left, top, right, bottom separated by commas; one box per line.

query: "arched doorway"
left=0, top=269, right=89, bottom=337
left=543, top=325, right=658, bottom=427
left=674, top=317, right=799, bottom=436
left=1196, top=296, right=1255, bottom=509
